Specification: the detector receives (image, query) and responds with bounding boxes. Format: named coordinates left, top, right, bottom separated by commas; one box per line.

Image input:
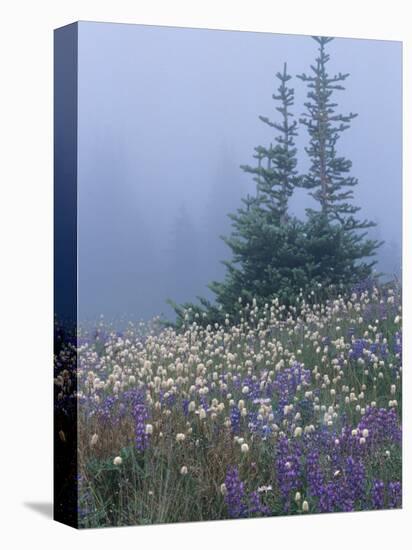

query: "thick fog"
left=77, top=22, right=402, bottom=323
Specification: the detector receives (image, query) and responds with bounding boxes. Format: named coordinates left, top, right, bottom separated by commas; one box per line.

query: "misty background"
left=77, top=22, right=402, bottom=323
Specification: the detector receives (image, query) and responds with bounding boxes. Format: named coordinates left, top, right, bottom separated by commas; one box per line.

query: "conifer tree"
left=205, top=64, right=303, bottom=314
left=241, top=63, right=300, bottom=224
left=297, top=36, right=381, bottom=278
left=298, top=37, right=373, bottom=229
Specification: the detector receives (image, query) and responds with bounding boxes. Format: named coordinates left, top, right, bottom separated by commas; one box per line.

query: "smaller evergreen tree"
left=241, top=63, right=300, bottom=224
left=169, top=64, right=304, bottom=326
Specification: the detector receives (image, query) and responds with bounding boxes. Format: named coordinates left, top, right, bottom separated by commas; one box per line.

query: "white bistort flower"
left=241, top=443, right=249, bottom=454
left=294, top=427, right=303, bottom=438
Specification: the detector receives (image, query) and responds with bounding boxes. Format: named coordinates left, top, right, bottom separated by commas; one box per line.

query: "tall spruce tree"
left=297, top=36, right=381, bottom=282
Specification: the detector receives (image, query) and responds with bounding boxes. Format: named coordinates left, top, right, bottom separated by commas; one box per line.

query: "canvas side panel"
left=53, top=22, right=79, bottom=529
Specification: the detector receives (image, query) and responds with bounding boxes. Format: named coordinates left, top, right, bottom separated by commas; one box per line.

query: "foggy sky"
left=77, top=22, right=402, bottom=323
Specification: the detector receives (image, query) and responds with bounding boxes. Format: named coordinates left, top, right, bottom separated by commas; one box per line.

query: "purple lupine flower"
left=306, top=450, right=324, bottom=499
left=198, top=393, right=211, bottom=416
left=230, top=406, right=241, bottom=434
left=387, top=481, right=402, bottom=509
left=380, top=342, right=389, bottom=358
left=394, top=331, right=402, bottom=369
left=165, top=393, right=176, bottom=408
left=394, top=331, right=402, bottom=354
left=224, top=466, right=246, bottom=518
left=248, top=490, right=270, bottom=516
left=371, top=480, right=385, bottom=509
left=158, top=388, right=177, bottom=409
left=276, top=436, right=302, bottom=512
left=99, top=395, right=117, bottom=422
left=318, top=481, right=340, bottom=513
left=274, top=362, right=311, bottom=412
left=123, top=388, right=147, bottom=409
left=224, top=467, right=269, bottom=518
left=370, top=342, right=387, bottom=357
left=344, top=456, right=365, bottom=504
left=133, top=403, right=149, bottom=452
left=182, top=398, right=190, bottom=417
left=357, top=407, right=401, bottom=447
left=349, top=339, right=368, bottom=360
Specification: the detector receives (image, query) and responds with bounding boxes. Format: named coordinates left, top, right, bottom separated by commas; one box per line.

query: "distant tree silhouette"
left=166, top=203, right=202, bottom=305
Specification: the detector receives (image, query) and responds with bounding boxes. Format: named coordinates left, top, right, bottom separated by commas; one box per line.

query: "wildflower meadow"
left=56, top=280, right=402, bottom=527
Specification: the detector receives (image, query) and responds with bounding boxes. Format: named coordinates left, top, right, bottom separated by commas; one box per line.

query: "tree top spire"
left=312, top=36, right=334, bottom=46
